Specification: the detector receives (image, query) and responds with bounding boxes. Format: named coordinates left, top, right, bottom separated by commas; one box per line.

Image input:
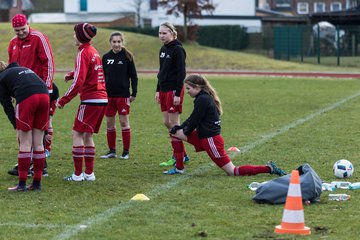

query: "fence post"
left=317, top=24, right=320, bottom=64
left=336, top=25, right=340, bottom=66
left=352, top=34, right=356, bottom=56
left=287, top=26, right=290, bottom=61
left=300, top=26, right=304, bottom=62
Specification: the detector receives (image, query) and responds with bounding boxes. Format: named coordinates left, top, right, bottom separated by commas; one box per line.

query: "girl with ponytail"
left=101, top=31, right=138, bottom=160
left=166, top=74, right=286, bottom=177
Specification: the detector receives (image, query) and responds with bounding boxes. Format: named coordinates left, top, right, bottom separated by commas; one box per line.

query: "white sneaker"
left=163, top=167, right=185, bottom=175
left=100, top=151, right=117, bottom=159
left=119, top=151, right=129, bottom=160
left=84, top=172, right=96, bottom=181
left=64, top=173, right=84, bottom=181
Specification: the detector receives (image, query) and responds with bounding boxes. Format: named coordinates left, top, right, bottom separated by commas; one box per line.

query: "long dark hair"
left=109, top=31, right=134, bottom=62
left=184, top=74, right=223, bottom=115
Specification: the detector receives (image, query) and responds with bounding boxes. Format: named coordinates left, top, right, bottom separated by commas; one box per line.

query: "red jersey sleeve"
left=34, top=33, right=55, bottom=91
left=7, top=39, right=15, bottom=64
left=58, top=50, right=88, bottom=107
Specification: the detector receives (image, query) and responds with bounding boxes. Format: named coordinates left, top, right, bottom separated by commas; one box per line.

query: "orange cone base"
left=275, top=225, right=311, bottom=235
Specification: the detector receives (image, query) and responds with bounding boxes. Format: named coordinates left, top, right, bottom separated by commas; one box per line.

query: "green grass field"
left=1, top=22, right=360, bottom=239
left=1, top=74, right=360, bottom=239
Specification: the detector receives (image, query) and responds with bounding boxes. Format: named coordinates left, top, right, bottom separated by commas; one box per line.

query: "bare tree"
left=159, top=0, right=215, bottom=41
left=131, top=0, right=147, bottom=28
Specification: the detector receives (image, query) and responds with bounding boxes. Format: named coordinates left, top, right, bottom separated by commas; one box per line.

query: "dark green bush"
left=197, top=25, right=249, bottom=50
left=107, top=25, right=249, bottom=51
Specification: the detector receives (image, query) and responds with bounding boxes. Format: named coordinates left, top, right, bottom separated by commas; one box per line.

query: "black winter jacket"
left=181, top=90, right=221, bottom=139
left=0, top=62, right=48, bottom=128
left=102, top=50, right=138, bottom=98
left=156, top=39, right=186, bottom=97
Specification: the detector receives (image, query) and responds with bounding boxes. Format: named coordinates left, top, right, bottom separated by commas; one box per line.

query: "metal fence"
left=250, top=24, right=360, bottom=67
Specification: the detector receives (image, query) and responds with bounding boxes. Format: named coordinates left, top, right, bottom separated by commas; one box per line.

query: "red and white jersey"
left=58, top=42, right=107, bottom=107
left=8, top=27, right=54, bottom=92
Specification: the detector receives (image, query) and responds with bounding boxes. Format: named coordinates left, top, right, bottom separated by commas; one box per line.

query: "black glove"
left=169, top=125, right=182, bottom=134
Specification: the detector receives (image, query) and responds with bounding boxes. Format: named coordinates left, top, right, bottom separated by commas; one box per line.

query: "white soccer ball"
left=333, top=159, right=354, bottom=178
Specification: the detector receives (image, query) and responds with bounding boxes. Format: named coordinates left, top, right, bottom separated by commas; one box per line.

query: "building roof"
left=256, top=8, right=292, bottom=17
left=28, top=12, right=133, bottom=24
left=309, top=7, right=360, bottom=25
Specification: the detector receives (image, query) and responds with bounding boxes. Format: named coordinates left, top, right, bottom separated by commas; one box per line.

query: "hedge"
left=196, top=25, right=249, bottom=51
left=109, top=25, right=249, bottom=51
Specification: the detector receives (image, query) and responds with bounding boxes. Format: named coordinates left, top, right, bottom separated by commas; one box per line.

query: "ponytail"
left=0, top=61, right=8, bottom=72
left=123, top=47, right=134, bottom=62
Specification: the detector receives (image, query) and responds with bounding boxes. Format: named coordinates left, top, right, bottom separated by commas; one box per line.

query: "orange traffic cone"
left=275, top=170, right=311, bottom=235
left=227, top=146, right=240, bottom=152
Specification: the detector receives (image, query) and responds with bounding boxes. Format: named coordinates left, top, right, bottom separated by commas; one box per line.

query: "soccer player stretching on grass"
left=100, top=32, right=138, bottom=160
left=56, top=23, right=108, bottom=181
left=155, top=22, right=190, bottom=167
left=0, top=62, right=49, bottom=191
left=165, top=74, right=286, bottom=176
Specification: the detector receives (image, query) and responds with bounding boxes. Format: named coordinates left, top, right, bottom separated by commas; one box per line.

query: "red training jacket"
left=8, top=27, right=55, bottom=92
left=58, top=42, right=107, bottom=107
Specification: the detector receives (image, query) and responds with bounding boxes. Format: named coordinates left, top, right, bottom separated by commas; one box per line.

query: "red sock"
left=44, top=127, right=53, bottom=152
left=234, top=165, right=270, bottom=176
left=32, top=150, right=45, bottom=182
left=122, top=127, right=130, bottom=152
left=182, top=142, right=188, bottom=158
left=18, top=151, right=31, bottom=182
left=171, top=136, right=184, bottom=170
left=84, top=146, right=95, bottom=174
left=72, top=146, right=84, bottom=176
left=107, top=127, right=116, bottom=151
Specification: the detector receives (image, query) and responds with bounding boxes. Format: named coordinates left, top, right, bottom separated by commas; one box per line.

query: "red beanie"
left=12, top=14, right=27, bottom=28
left=74, top=23, right=97, bottom=43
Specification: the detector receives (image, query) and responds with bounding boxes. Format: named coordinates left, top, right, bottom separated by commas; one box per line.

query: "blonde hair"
left=184, top=74, right=223, bottom=115
left=0, top=61, right=8, bottom=72
left=160, top=22, right=178, bottom=39
left=109, top=31, right=134, bottom=62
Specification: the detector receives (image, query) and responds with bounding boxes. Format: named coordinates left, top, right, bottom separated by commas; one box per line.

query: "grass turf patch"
left=0, top=75, right=360, bottom=239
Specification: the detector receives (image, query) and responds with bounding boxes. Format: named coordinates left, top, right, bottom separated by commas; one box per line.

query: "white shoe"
left=163, top=167, right=185, bottom=175
left=100, top=151, right=117, bottom=159
left=64, top=173, right=84, bottom=181
left=84, top=172, right=96, bottom=181
left=119, top=151, right=129, bottom=160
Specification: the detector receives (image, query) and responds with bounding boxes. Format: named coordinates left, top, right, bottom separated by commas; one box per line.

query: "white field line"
left=0, top=223, right=71, bottom=228
left=230, top=91, right=360, bottom=157
left=36, top=91, right=360, bottom=239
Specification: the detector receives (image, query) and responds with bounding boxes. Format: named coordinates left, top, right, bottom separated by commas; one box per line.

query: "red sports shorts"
left=73, top=104, right=106, bottom=133
left=159, top=89, right=184, bottom=113
left=15, top=93, right=50, bottom=131
left=186, top=130, right=231, bottom=168
left=105, top=97, right=130, bottom=117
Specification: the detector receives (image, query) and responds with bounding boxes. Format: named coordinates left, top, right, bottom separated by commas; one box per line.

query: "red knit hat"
left=74, top=23, right=97, bottom=43
left=12, top=14, right=27, bottom=28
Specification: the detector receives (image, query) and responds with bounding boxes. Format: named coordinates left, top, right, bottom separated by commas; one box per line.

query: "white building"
left=149, top=0, right=261, bottom=32
left=29, top=0, right=261, bottom=32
